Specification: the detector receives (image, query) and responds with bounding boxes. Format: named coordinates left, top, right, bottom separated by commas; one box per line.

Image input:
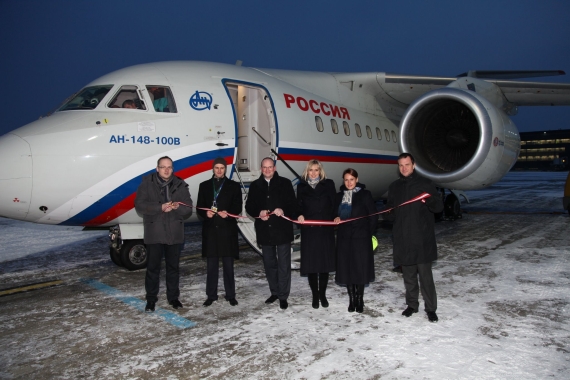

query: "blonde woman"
left=297, top=159, right=336, bottom=308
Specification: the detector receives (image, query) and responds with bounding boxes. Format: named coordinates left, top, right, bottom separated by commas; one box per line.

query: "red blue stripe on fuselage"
left=60, top=149, right=234, bottom=226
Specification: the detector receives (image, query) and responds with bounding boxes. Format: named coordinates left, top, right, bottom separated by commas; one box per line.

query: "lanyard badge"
left=212, top=178, right=225, bottom=213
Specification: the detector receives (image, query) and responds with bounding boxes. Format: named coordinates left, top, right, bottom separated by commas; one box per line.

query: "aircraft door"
left=223, top=82, right=278, bottom=256
left=230, top=84, right=276, bottom=180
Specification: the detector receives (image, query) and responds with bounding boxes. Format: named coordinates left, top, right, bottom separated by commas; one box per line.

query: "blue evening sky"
left=1, top=0, right=569, bottom=136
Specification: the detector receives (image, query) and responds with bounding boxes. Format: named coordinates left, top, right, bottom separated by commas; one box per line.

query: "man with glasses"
left=135, top=156, right=193, bottom=312
left=245, top=157, right=298, bottom=310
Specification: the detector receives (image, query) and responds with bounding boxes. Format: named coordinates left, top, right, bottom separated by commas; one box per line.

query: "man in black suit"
left=245, top=158, right=297, bottom=310
left=385, top=153, right=443, bottom=322
left=196, top=157, right=242, bottom=307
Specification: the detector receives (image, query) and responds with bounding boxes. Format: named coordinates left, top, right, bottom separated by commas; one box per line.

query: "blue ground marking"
left=80, top=278, right=196, bottom=329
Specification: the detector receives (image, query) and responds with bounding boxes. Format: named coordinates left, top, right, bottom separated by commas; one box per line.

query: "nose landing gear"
left=108, top=226, right=147, bottom=271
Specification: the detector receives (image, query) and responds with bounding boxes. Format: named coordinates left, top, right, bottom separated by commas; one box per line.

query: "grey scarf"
left=157, top=175, right=173, bottom=203
left=307, top=176, right=320, bottom=189
left=341, top=187, right=361, bottom=205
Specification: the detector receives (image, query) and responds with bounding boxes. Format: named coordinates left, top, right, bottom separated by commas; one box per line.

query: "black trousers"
left=145, top=243, right=181, bottom=303
left=262, top=243, right=291, bottom=300
left=206, top=256, right=235, bottom=300
left=402, top=262, right=437, bottom=312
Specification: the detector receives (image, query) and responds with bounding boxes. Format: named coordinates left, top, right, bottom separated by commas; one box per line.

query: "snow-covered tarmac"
left=0, top=171, right=568, bottom=379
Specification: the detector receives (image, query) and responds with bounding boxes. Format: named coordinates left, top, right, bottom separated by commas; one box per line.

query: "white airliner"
left=1, top=61, right=569, bottom=269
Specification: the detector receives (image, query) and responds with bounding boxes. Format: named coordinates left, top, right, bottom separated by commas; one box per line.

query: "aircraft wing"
left=375, top=71, right=570, bottom=107
left=487, top=80, right=570, bottom=106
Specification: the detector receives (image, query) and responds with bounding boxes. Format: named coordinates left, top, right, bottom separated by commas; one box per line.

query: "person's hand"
left=297, top=215, right=305, bottom=224
left=260, top=210, right=269, bottom=221
left=206, top=210, right=215, bottom=218
left=334, top=217, right=341, bottom=224
left=170, top=202, right=180, bottom=210
left=273, top=208, right=284, bottom=217
left=218, top=211, right=228, bottom=218
left=162, top=202, right=173, bottom=212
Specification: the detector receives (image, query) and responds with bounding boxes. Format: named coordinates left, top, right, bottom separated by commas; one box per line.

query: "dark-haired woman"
left=334, top=168, right=377, bottom=313
left=297, top=160, right=336, bottom=308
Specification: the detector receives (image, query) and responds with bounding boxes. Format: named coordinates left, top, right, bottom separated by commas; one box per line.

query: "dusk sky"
left=1, top=0, right=569, bottom=136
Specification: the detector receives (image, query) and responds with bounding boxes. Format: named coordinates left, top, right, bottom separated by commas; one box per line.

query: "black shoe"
left=280, top=300, right=288, bottom=310
left=427, top=311, right=439, bottom=322
left=320, top=295, right=329, bottom=308
left=145, top=301, right=155, bottom=312
left=265, top=295, right=278, bottom=304
left=312, top=295, right=319, bottom=309
left=203, top=298, right=215, bottom=307
left=228, top=298, right=238, bottom=306
left=402, top=306, right=418, bottom=317
left=355, top=297, right=364, bottom=313
left=169, top=299, right=183, bottom=309
left=392, top=265, right=403, bottom=273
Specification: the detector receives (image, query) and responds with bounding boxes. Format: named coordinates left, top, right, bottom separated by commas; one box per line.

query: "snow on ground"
left=0, top=171, right=569, bottom=379
left=0, top=219, right=107, bottom=263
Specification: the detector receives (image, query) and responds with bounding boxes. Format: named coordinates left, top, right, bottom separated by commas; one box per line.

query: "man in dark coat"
left=245, top=157, right=297, bottom=310
left=384, top=153, right=443, bottom=322
left=134, top=156, right=193, bottom=312
left=196, top=157, right=242, bottom=307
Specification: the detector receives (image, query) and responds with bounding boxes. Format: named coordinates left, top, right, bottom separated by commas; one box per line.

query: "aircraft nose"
left=0, top=133, right=32, bottom=220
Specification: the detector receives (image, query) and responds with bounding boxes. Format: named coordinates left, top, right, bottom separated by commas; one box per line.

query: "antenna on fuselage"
left=235, top=60, right=243, bottom=66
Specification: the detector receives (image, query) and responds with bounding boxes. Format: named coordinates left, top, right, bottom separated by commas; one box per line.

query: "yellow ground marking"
left=0, top=280, right=63, bottom=297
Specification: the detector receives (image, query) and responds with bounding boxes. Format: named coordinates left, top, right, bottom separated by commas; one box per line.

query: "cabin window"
left=331, top=119, right=339, bottom=134
left=385, top=129, right=390, bottom=142
left=315, top=116, right=324, bottom=132
left=366, top=125, right=372, bottom=139
left=108, top=85, right=146, bottom=110
left=376, top=127, right=382, bottom=140
left=343, top=121, right=350, bottom=136
left=355, top=123, right=362, bottom=137
left=57, top=85, right=113, bottom=111
left=146, top=86, right=177, bottom=113
left=391, top=130, right=398, bottom=143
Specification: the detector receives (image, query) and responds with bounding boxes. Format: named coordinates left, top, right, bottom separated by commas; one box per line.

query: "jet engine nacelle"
left=399, top=87, right=521, bottom=190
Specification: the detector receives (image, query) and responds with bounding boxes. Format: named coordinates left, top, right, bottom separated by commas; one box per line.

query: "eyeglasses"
left=158, top=166, right=173, bottom=170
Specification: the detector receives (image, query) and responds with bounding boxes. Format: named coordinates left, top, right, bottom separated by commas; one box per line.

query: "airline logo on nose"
left=190, top=91, right=213, bottom=110
left=284, top=93, right=350, bottom=120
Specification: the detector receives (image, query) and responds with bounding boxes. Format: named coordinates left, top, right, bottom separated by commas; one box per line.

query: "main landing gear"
left=437, top=189, right=467, bottom=220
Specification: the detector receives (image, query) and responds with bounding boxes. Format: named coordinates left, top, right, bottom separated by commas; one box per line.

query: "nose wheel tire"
left=109, top=247, right=123, bottom=267
left=120, top=240, right=148, bottom=271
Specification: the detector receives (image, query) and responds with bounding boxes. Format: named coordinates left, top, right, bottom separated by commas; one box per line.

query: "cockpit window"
left=57, top=85, right=113, bottom=111
left=146, top=86, right=177, bottom=113
left=107, top=85, right=147, bottom=110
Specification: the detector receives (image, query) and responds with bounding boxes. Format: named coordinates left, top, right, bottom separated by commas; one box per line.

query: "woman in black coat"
left=334, top=168, right=377, bottom=313
left=296, top=159, right=336, bottom=309
left=196, top=157, right=243, bottom=307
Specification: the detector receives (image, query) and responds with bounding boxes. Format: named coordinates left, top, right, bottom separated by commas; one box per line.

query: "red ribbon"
left=177, top=192, right=431, bottom=226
